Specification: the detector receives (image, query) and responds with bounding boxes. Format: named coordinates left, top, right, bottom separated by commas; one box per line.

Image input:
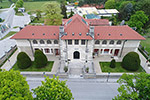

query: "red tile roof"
left=11, top=14, right=145, bottom=40
left=86, top=19, right=109, bottom=26
left=11, top=25, right=59, bottom=39
left=81, top=4, right=104, bottom=9
left=63, top=15, right=109, bottom=26
left=62, top=14, right=92, bottom=40
left=94, top=25, right=145, bottom=40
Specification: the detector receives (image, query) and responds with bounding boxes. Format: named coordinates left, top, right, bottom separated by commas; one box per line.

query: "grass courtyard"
left=140, top=37, right=150, bottom=54
left=100, top=62, right=145, bottom=73
left=13, top=61, right=54, bottom=71
left=24, top=1, right=57, bottom=12
left=0, top=0, right=11, bottom=8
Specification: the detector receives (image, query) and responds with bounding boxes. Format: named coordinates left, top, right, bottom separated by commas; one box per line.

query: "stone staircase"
left=68, top=61, right=84, bottom=78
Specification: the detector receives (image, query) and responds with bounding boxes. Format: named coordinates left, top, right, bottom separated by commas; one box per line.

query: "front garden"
left=100, top=62, right=144, bottom=72
left=100, top=52, right=145, bottom=73
left=13, top=61, right=54, bottom=71
left=13, top=50, right=54, bottom=72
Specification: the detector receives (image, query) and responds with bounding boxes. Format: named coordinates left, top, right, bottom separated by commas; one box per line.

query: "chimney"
left=59, top=26, right=64, bottom=38
left=89, top=26, right=94, bottom=38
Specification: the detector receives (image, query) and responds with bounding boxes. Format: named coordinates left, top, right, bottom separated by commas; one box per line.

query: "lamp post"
left=107, top=72, right=110, bottom=82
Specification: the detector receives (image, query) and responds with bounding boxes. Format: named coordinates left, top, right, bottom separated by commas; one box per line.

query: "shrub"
left=110, top=59, right=116, bottom=68
left=64, top=66, right=68, bottom=72
left=122, top=52, right=140, bottom=71
left=85, top=67, right=89, bottom=73
left=34, top=50, right=48, bottom=68
left=14, top=7, right=18, bottom=13
left=17, top=52, right=31, bottom=69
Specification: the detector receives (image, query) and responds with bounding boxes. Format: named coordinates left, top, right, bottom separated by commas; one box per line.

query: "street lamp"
left=107, top=72, right=110, bottom=82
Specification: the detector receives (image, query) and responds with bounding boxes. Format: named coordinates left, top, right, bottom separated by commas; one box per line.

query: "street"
left=27, top=77, right=119, bottom=100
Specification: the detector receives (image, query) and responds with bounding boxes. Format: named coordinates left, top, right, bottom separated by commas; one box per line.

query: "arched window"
left=33, top=40, right=38, bottom=44
left=117, top=40, right=122, bottom=44
left=102, top=40, right=107, bottom=44
left=47, top=40, right=51, bottom=44
left=95, top=40, right=100, bottom=44
left=40, top=40, right=45, bottom=44
left=54, top=40, right=58, bottom=44
left=109, top=40, right=114, bottom=44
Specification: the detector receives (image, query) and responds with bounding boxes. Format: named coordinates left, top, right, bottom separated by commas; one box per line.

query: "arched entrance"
left=74, top=51, right=80, bottom=59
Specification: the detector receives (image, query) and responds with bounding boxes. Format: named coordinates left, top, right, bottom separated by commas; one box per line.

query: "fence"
left=138, top=44, right=150, bottom=61
left=0, top=45, right=17, bottom=66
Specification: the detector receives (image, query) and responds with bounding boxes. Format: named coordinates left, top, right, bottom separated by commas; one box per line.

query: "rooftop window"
left=81, top=18, right=88, bottom=25
left=66, top=19, right=72, bottom=25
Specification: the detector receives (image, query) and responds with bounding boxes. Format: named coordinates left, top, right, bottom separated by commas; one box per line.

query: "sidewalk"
left=137, top=50, right=150, bottom=73
left=1, top=49, right=19, bottom=71
left=93, top=57, right=102, bottom=73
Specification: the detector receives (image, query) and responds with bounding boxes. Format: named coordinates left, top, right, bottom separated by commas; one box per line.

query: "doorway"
left=74, top=51, right=80, bottom=59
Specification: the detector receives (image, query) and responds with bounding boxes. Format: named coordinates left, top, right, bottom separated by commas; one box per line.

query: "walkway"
left=0, top=36, right=16, bottom=58
left=93, top=58, right=102, bottom=73
left=1, top=49, right=19, bottom=71
left=137, top=50, right=150, bottom=73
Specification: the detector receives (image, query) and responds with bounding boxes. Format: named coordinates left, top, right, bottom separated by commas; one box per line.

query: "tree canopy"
left=33, top=75, right=73, bottom=100
left=128, top=11, right=149, bottom=32
left=0, top=70, right=33, bottom=100
left=43, top=2, right=63, bottom=25
left=113, top=73, right=150, bottom=100
left=105, top=0, right=116, bottom=9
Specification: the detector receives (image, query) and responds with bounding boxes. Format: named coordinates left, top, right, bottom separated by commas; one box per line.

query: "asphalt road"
left=27, top=77, right=119, bottom=100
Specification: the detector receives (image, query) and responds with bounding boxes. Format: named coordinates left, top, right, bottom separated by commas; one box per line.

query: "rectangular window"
left=75, top=40, right=79, bottom=45
left=81, top=40, right=85, bottom=45
left=104, top=49, right=109, bottom=54
left=44, top=48, right=50, bottom=53
left=68, top=40, right=72, bottom=45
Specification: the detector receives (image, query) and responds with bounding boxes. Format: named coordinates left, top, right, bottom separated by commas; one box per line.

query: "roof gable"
left=61, top=14, right=92, bottom=40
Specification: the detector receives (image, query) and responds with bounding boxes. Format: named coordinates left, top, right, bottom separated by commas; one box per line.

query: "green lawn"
left=24, top=1, right=57, bottom=12
left=0, top=0, right=11, bottom=8
left=13, top=61, right=54, bottom=71
left=140, top=38, right=150, bottom=54
left=100, top=62, right=145, bottom=72
left=0, top=31, right=16, bottom=40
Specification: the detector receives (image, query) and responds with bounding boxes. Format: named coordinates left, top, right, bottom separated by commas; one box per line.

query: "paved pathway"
left=93, top=57, right=102, bottom=73
left=12, top=12, right=30, bottom=28
left=0, top=36, right=16, bottom=58
left=137, top=50, right=150, bottom=73
left=1, top=49, right=19, bottom=71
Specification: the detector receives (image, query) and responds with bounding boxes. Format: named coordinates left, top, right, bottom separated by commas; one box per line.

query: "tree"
left=113, top=73, right=150, bottom=100
left=135, top=0, right=150, bottom=15
left=122, top=52, right=140, bottom=71
left=17, top=52, right=32, bottom=69
left=16, top=0, right=24, bottom=8
left=68, top=9, right=74, bottom=18
left=34, top=50, right=48, bottom=68
left=110, top=59, right=116, bottom=68
left=36, top=10, right=42, bottom=20
left=33, top=75, right=73, bottom=100
left=0, top=70, right=33, bottom=100
left=61, top=3, right=67, bottom=19
left=105, top=0, right=116, bottom=9
left=109, top=14, right=117, bottom=25
left=128, top=11, right=149, bottom=32
left=43, top=2, right=63, bottom=25
left=119, top=2, right=134, bottom=21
